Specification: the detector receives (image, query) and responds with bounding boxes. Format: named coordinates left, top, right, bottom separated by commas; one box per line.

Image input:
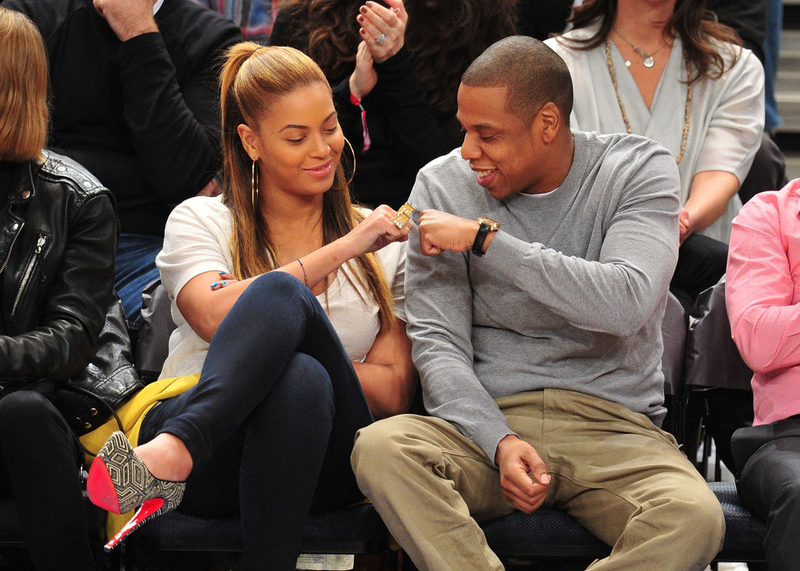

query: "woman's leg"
left=151, top=272, right=372, bottom=469
left=0, top=391, right=94, bottom=571
left=140, top=272, right=373, bottom=569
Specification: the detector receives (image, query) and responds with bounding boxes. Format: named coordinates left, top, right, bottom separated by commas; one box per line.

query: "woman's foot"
left=134, top=432, right=194, bottom=482
left=86, top=431, right=187, bottom=551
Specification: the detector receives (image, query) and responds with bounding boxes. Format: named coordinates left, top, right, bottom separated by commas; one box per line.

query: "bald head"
left=461, top=36, right=573, bottom=126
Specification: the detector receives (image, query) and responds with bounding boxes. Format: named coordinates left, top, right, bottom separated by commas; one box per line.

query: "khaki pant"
left=351, top=389, right=724, bottom=571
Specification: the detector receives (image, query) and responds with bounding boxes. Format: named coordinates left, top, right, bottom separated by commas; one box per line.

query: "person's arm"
left=679, top=170, right=740, bottom=242
left=0, top=192, right=118, bottom=380
left=418, top=150, right=681, bottom=339
left=726, top=189, right=800, bottom=373
left=96, top=0, right=242, bottom=202
left=406, top=174, right=551, bottom=511
left=692, top=48, right=765, bottom=218
left=369, top=46, right=460, bottom=164
left=405, top=174, right=517, bottom=460
left=170, top=204, right=410, bottom=342
left=352, top=316, right=416, bottom=418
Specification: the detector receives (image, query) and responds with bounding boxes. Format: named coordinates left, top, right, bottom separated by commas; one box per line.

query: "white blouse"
left=155, top=196, right=406, bottom=379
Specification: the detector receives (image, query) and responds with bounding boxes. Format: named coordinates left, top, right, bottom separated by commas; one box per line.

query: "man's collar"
left=153, top=0, right=164, bottom=15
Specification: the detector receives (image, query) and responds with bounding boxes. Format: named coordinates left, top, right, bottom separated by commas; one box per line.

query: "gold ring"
left=393, top=202, right=414, bottom=228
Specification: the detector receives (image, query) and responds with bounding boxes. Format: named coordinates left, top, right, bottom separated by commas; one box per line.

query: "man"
left=4, top=0, right=242, bottom=323
left=727, top=177, right=800, bottom=571
left=351, top=36, right=725, bottom=570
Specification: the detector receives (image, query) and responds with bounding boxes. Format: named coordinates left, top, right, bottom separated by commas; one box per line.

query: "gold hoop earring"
left=341, top=137, right=356, bottom=187
left=251, top=159, right=260, bottom=215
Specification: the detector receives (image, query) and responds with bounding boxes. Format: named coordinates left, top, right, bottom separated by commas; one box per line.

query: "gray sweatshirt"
left=405, top=130, right=681, bottom=461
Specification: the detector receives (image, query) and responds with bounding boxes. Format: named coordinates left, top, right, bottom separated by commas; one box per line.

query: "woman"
left=545, top=0, right=764, bottom=308
left=85, top=44, right=415, bottom=570
left=270, top=0, right=517, bottom=209
left=0, top=7, right=118, bottom=570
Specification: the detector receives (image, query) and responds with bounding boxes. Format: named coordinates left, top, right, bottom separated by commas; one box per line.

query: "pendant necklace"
left=604, top=39, right=692, bottom=164
left=612, top=25, right=667, bottom=68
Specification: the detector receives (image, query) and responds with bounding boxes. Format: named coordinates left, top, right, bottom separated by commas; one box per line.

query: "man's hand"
left=495, top=435, right=550, bottom=514
left=418, top=210, right=481, bottom=256
left=94, top=0, right=158, bottom=42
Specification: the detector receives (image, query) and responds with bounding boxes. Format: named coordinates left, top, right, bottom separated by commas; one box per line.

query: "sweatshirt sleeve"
left=405, top=172, right=516, bottom=462
left=481, top=143, right=681, bottom=339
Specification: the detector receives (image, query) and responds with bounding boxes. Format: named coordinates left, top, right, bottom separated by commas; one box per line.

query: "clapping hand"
left=357, top=0, right=407, bottom=64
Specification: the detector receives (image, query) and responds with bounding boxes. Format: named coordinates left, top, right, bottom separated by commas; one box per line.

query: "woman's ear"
left=237, top=124, right=259, bottom=161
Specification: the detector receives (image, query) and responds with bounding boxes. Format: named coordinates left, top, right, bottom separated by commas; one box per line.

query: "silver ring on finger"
left=375, top=33, right=386, bottom=45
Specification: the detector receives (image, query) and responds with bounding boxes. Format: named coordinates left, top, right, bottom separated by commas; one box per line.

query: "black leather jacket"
left=0, top=151, right=118, bottom=384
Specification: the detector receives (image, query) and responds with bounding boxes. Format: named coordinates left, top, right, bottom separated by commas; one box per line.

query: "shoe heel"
left=103, top=497, right=166, bottom=552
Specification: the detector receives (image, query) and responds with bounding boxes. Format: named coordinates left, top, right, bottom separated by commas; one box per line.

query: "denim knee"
left=271, top=352, right=335, bottom=419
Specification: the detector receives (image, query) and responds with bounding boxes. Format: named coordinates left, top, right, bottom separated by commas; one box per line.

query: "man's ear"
left=538, top=102, right=561, bottom=144
left=237, top=124, right=258, bottom=161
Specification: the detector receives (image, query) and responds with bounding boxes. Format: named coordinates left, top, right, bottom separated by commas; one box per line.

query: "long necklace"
left=604, top=39, right=691, bottom=164
left=612, top=25, right=667, bottom=68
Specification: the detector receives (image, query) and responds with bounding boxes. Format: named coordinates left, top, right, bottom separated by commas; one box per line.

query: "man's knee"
left=664, top=480, right=726, bottom=553
left=352, top=416, right=426, bottom=490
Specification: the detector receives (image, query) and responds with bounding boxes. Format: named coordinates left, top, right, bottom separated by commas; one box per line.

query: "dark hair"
left=280, top=0, right=518, bottom=118
left=462, top=36, right=573, bottom=125
left=567, top=0, right=742, bottom=83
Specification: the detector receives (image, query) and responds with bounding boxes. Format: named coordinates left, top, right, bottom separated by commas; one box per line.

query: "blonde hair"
left=220, top=43, right=394, bottom=326
left=0, top=7, right=49, bottom=162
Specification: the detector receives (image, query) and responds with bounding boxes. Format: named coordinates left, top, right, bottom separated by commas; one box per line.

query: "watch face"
left=478, top=217, right=500, bottom=231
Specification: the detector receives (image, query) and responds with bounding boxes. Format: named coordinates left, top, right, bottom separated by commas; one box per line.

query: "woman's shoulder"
left=165, top=196, right=232, bottom=240
left=169, top=195, right=230, bottom=221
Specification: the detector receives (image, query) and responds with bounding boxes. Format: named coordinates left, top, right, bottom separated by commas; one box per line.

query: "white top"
left=155, top=196, right=406, bottom=379
left=546, top=25, right=765, bottom=243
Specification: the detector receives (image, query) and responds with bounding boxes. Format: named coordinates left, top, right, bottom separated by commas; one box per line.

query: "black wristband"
left=471, top=222, right=491, bottom=257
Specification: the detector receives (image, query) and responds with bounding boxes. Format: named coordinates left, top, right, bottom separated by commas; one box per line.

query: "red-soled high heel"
left=87, top=431, right=186, bottom=552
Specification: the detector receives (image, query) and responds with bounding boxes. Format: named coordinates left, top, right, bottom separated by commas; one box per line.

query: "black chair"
left=684, top=278, right=754, bottom=480
left=125, top=280, right=395, bottom=570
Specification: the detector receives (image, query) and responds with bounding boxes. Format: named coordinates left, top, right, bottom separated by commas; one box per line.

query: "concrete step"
left=777, top=93, right=800, bottom=132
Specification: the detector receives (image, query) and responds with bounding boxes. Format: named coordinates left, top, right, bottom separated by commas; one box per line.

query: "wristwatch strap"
left=471, top=222, right=491, bottom=257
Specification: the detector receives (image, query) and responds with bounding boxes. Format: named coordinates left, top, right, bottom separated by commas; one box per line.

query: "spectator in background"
left=727, top=177, right=800, bottom=571
left=4, top=0, right=243, bottom=325
left=546, top=0, right=766, bottom=312
left=190, top=0, right=282, bottom=43
left=0, top=8, right=118, bottom=570
left=270, top=0, right=517, bottom=210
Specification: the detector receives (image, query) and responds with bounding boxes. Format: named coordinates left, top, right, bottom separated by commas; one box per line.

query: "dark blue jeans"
left=140, top=272, right=374, bottom=570
left=115, top=233, right=162, bottom=326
